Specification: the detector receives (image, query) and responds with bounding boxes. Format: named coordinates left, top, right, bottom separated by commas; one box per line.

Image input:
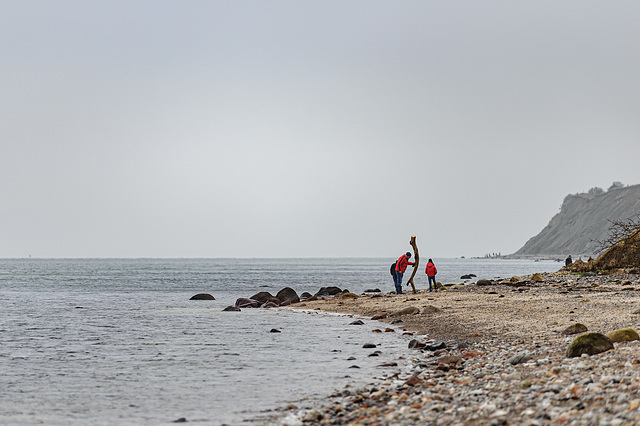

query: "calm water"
left=0, top=258, right=560, bottom=425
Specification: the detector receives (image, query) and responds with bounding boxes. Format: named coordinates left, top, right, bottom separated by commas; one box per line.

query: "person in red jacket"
left=393, top=252, right=414, bottom=294
left=425, top=258, right=438, bottom=292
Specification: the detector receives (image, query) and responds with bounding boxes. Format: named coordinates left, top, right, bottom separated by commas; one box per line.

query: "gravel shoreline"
left=263, top=270, right=640, bottom=425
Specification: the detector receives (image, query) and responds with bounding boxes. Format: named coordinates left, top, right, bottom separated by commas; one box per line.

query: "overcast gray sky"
left=2, top=1, right=639, bottom=258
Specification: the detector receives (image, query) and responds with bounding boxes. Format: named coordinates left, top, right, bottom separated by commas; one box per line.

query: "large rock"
left=476, top=279, right=492, bottom=286
left=235, top=298, right=260, bottom=308
left=299, top=292, right=313, bottom=301
left=189, top=293, right=215, bottom=300
left=565, top=333, right=614, bottom=358
left=276, top=287, right=299, bottom=305
left=250, top=291, right=280, bottom=306
left=223, top=306, right=241, bottom=311
left=605, top=328, right=640, bottom=342
left=314, top=286, right=343, bottom=298
left=390, top=306, right=420, bottom=317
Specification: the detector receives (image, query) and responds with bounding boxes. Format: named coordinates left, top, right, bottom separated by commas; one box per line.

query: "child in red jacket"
left=425, top=259, right=438, bottom=292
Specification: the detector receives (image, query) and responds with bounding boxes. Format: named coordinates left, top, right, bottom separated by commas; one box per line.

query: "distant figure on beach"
left=393, top=252, right=414, bottom=295
left=565, top=255, right=573, bottom=267
left=425, top=258, right=438, bottom=292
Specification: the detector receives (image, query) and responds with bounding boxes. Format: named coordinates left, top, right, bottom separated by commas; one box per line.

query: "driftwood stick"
left=407, top=235, right=419, bottom=294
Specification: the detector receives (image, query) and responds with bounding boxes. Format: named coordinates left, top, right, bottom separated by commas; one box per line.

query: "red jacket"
left=425, top=262, right=437, bottom=277
left=395, top=254, right=413, bottom=273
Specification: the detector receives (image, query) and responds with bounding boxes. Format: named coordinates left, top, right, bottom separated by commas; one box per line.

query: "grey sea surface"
left=0, top=258, right=560, bottom=425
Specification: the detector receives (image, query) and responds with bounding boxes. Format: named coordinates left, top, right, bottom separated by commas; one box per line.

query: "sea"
left=0, top=257, right=561, bottom=425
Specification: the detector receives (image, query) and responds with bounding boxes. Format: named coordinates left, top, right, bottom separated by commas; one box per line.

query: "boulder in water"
left=189, top=293, right=215, bottom=300
left=299, top=292, right=313, bottom=301
left=276, top=287, right=300, bottom=305
left=250, top=291, right=280, bottom=306
left=235, top=298, right=260, bottom=308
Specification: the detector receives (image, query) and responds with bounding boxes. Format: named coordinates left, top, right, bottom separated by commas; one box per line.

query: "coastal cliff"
left=514, top=183, right=640, bottom=258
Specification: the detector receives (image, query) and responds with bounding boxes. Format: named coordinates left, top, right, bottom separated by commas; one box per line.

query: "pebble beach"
left=268, top=269, right=640, bottom=425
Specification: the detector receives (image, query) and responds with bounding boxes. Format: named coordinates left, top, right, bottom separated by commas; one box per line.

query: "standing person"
left=394, top=252, right=414, bottom=294
left=565, top=255, right=573, bottom=267
left=425, top=258, right=438, bottom=292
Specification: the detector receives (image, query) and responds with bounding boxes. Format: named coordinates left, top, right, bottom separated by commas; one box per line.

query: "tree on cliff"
left=576, top=214, right=640, bottom=271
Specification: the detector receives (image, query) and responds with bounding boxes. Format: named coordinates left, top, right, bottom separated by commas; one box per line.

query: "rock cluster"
left=228, top=286, right=359, bottom=311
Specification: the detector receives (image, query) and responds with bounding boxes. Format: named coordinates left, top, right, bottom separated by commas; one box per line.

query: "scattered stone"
left=173, top=418, right=187, bottom=423
left=338, top=292, right=359, bottom=299
left=189, top=293, right=214, bottom=300
left=561, top=323, right=588, bottom=335
left=408, top=339, right=426, bottom=350
left=222, top=306, right=240, bottom=311
left=460, top=350, right=484, bottom=359
left=476, top=279, right=492, bottom=286
left=349, top=320, right=365, bottom=325
left=303, top=411, right=323, bottom=422
left=269, top=328, right=281, bottom=333
left=404, top=375, right=422, bottom=386
left=424, top=341, right=447, bottom=351
left=364, top=288, right=382, bottom=293
left=371, top=313, right=388, bottom=320
left=314, top=286, right=342, bottom=298
left=363, top=343, right=377, bottom=349
left=438, top=355, right=462, bottom=365
left=566, top=333, right=614, bottom=358
left=422, top=305, right=441, bottom=314
left=389, top=306, right=420, bottom=317
left=531, top=273, right=544, bottom=282
left=507, top=352, right=532, bottom=365
left=606, top=328, right=640, bottom=342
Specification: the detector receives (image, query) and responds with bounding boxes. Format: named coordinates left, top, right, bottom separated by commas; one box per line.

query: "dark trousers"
left=428, top=276, right=437, bottom=291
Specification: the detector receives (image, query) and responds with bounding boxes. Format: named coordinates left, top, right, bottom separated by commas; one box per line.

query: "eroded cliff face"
left=514, top=184, right=640, bottom=257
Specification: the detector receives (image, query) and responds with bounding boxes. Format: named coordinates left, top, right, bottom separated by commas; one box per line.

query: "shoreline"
left=267, top=270, right=640, bottom=425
